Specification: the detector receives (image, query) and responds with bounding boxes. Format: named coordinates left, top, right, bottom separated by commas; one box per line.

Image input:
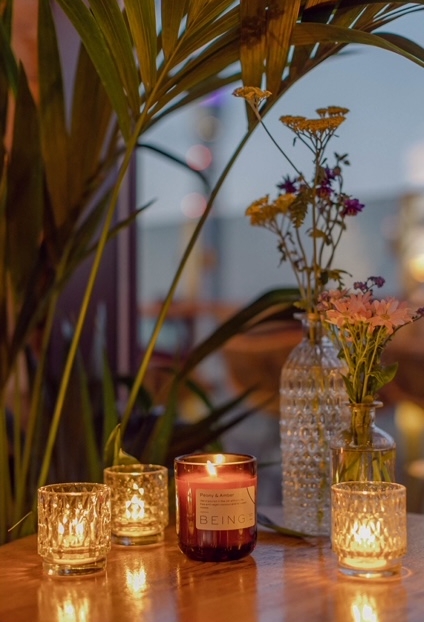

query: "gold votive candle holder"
left=104, top=464, right=169, bottom=545
left=331, top=482, right=407, bottom=579
left=37, top=483, right=111, bottom=577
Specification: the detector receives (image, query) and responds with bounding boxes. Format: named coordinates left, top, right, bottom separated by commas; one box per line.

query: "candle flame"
left=58, top=517, right=86, bottom=545
left=206, top=461, right=217, bottom=476
left=125, top=495, right=145, bottom=520
left=353, top=521, right=377, bottom=546
left=206, top=454, right=225, bottom=476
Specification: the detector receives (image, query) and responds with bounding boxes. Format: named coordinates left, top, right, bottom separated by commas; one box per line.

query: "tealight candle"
left=331, top=482, right=407, bottom=579
left=104, top=464, right=169, bottom=545
left=174, top=453, right=257, bottom=561
left=37, top=483, right=111, bottom=576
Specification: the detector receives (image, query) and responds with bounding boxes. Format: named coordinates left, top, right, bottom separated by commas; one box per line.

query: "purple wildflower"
left=369, top=276, right=385, bottom=289
left=317, top=184, right=332, bottom=199
left=277, top=175, right=297, bottom=194
left=353, top=276, right=385, bottom=294
left=342, top=197, right=365, bottom=216
left=353, top=281, right=369, bottom=293
left=324, top=167, right=337, bottom=182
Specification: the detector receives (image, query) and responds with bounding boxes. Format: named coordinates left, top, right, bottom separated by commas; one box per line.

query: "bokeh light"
left=186, top=144, right=213, bottom=171
left=180, top=193, right=207, bottom=218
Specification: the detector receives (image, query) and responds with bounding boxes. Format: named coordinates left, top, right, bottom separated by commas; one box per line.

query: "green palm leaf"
left=125, top=0, right=157, bottom=96
left=54, top=0, right=132, bottom=141
left=6, top=67, right=42, bottom=303
left=170, top=6, right=239, bottom=67
left=69, top=43, right=115, bottom=214
left=266, top=0, right=301, bottom=96
left=153, top=30, right=240, bottom=116
left=292, top=22, right=424, bottom=67
left=152, top=72, right=240, bottom=124
left=0, top=18, right=17, bottom=99
left=240, top=0, right=266, bottom=127
left=0, top=168, right=7, bottom=391
left=160, top=0, right=188, bottom=60
left=187, top=0, right=236, bottom=32
left=176, top=288, right=299, bottom=382
left=88, top=0, right=140, bottom=116
left=38, top=0, right=69, bottom=231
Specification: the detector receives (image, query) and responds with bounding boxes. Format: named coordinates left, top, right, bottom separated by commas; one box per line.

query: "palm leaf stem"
left=34, top=140, right=139, bottom=495
left=11, top=362, right=22, bottom=497
left=13, top=278, right=62, bottom=526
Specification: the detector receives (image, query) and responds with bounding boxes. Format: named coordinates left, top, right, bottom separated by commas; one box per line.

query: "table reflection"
left=125, top=560, right=148, bottom=596
left=176, top=555, right=258, bottom=621
left=37, top=576, right=110, bottom=622
left=112, top=545, right=175, bottom=620
left=334, top=577, right=408, bottom=622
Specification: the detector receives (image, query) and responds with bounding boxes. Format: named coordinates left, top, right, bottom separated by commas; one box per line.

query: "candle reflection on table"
left=125, top=561, right=148, bottom=597
left=333, top=578, right=409, bottom=622
left=176, top=554, right=258, bottom=622
left=37, top=576, right=110, bottom=622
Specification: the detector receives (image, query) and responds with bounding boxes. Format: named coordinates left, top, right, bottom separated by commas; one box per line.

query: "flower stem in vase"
left=331, top=402, right=396, bottom=483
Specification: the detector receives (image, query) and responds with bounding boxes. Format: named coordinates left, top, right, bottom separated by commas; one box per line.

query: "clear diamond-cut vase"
left=279, top=313, right=349, bottom=536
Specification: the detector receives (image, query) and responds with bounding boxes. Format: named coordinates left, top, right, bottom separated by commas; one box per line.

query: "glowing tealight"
left=125, top=495, right=145, bottom=520
left=331, top=482, right=407, bottom=579
left=104, top=464, right=169, bottom=546
left=355, top=523, right=374, bottom=544
left=37, top=483, right=111, bottom=576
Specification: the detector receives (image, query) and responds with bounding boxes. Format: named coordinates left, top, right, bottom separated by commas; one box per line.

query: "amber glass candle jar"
left=174, top=453, right=257, bottom=561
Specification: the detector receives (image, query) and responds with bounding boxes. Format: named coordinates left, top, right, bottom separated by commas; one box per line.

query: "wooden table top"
left=0, top=508, right=423, bottom=622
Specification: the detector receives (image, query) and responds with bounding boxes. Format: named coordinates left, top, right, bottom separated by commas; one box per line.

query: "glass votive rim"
left=104, top=463, right=168, bottom=475
left=331, top=481, right=407, bottom=579
left=174, top=452, right=257, bottom=468
left=37, top=482, right=111, bottom=577
left=104, top=463, right=169, bottom=547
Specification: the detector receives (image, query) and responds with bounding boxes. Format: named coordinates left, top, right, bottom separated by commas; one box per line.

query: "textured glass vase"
left=279, top=313, right=349, bottom=536
left=331, top=401, right=396, bottom=484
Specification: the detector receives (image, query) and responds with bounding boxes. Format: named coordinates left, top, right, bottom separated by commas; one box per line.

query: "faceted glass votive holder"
left=37, top=483, right=111, bottom=577
left=331, top=482, right=407, bottom=579
left=104, top=464, right=169, bottom=545
left=174, top=453, right=257, bottom=562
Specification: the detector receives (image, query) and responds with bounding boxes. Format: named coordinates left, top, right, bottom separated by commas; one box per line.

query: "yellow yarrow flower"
left=316, top=106, right=349, bottom=118
left=233, top=87, right=272, bottom=117
left=280, top=113, right=346, bottom=136
left=245, top=194, right=295, bottom=226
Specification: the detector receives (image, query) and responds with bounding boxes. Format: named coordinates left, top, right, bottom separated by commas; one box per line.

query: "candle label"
left=195, top=486, right=256, bottom=530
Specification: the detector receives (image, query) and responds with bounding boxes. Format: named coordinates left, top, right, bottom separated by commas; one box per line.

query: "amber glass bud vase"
left=331, top=401, right=396, bottom=483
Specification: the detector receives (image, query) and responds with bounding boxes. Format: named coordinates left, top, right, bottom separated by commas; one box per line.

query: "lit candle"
left=37, top=483, right=111, bottom=577
left=104, top=464, right=169, bottom=545
left=174, top=453, right=257, bottom=561
left=331, top=482, right=407, bottom=578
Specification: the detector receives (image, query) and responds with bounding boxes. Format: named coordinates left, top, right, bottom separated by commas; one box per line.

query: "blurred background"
left=136, top=11, right=424, bottom=510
